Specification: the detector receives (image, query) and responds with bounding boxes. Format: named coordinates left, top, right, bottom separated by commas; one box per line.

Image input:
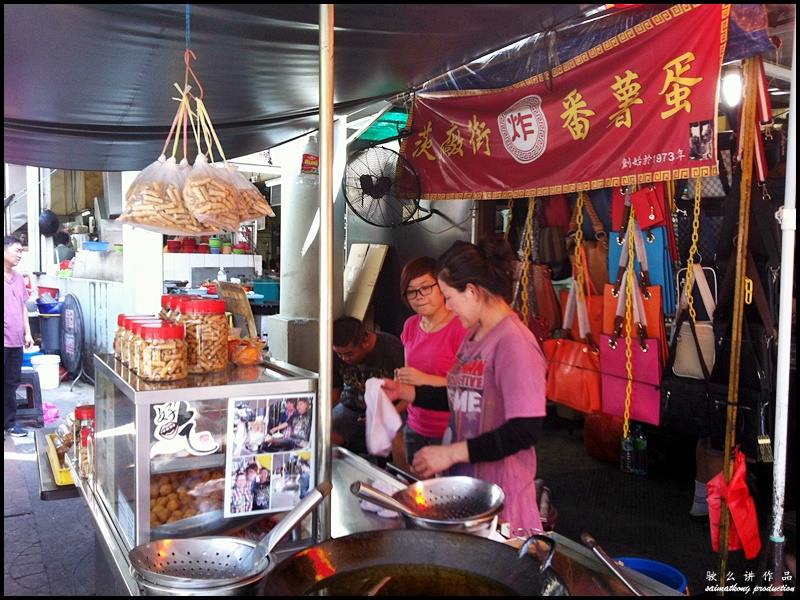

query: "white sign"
left=149, top=401, right=220, bottom=459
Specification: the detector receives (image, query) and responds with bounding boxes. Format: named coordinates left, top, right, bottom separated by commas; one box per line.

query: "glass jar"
left=138, top=323, right=188, bottom=382
left=159, top=295, right=175, bottom=321
left=180, top=299, right=229, bottom=374
left=114, top=314, right=153, bottom=362
left=126, top=319, right=163, bottom=371
left=74, top=404, right=95, bottom=479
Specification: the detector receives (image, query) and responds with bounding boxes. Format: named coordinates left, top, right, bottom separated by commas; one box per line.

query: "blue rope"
left=185, top=4, right=191, bottom=50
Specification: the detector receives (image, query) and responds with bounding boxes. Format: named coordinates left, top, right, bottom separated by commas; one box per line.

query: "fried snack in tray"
left=183, top=155, right=241, bottom=232
left=150, top=468, right=225, bottom=527
left=119, top=156, right=211, bottom=235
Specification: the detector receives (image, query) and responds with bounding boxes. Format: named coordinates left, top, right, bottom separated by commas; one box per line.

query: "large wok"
left=259, top=529, right=568, bottom=596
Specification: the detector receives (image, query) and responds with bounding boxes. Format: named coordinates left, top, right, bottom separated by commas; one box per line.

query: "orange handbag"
left=561, top=247, right=603, bottom=341
left=544, top=281, right=602, bottom=414
left=603, top=223, right=667, bottom=360
left=567, top=195, right=609, bottom=293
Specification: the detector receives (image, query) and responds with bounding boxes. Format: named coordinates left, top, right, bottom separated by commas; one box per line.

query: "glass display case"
left=92, top=354, right=317, bottom=550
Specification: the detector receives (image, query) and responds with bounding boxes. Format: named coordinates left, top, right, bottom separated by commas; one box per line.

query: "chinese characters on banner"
left=401, top=4, right=730, bottom=200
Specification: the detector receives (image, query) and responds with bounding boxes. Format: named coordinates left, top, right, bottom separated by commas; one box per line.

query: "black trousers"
left=4, top=347, right=23, bottom=429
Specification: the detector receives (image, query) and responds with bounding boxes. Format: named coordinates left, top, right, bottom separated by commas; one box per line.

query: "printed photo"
left=689, top=120, right=713, bottom=160
left=261, top=395, right=314, bottom=452
left=231, top=398, right=270, bottom=457
left=227, top=454, right=274, bottom=514
left=269, top=451, right=313, bottom=509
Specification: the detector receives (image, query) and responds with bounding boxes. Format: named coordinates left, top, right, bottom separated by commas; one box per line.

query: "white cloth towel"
left=364, top=377, right=403, bottom=457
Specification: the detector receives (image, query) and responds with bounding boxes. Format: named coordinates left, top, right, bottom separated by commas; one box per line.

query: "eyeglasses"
left=405, top=282, right=438, bottom=300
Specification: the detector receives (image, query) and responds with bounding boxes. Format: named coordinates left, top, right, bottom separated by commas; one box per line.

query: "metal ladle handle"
left=254, top=481, right=332, bottom=560
left=350, top=481, right=421, bottom=518
left=580, top=532, right=643, bottom=596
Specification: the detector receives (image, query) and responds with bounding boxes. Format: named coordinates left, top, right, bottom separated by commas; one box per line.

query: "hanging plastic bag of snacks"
left=223, top=164, right=275, bottom=222
left=118, top=155, right=208, bottom=235
left=183, top=154, right=241, bottom=232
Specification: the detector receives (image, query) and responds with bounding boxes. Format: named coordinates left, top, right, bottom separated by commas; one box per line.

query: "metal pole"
left=769, top=21, right=796, bottom=592
left=317, top=2, right=334, bottom=542
left=718, top=57, right=758, bottom=591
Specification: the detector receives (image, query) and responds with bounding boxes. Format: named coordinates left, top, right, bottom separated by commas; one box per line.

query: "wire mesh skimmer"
left=129, top=483, right=330, bottom=593
left=351, top=476, right=504, bottom=533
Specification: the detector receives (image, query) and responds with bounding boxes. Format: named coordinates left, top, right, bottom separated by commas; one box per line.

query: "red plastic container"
left=166, top=240, right=181, bottom=253
left=38, top=286, right=60, bottom=299
left=198, top=243, right=210, bottom=254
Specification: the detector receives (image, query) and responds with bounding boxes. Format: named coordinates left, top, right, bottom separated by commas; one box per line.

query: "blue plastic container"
left=615, top=557, right=687, bottom=594
left=253, top=279, right=279, bottom=302
left=23, top=349, right=43, bottom=367
left=36, top=299, right=64, bottom=315
left=83, top=241, right=110, bottom=252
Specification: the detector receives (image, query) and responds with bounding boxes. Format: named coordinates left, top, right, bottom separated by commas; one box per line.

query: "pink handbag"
left=600, top=272, right=663, bottom=426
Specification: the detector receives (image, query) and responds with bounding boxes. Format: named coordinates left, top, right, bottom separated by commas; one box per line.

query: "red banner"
left=401, top=4, right=730, bottom=200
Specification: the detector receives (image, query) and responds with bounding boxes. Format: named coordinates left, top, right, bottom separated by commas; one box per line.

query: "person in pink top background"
left=4, top=236, right=34, bottom=438
left=393, top=257, right=466, bottom=465
left=384, top=238, right=547, bottom=533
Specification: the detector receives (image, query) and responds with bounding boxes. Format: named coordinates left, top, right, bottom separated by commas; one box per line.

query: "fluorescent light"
left=768, top=87, right=780, bottom=92
left=722, top=71, right=743, bottom=107
left=81, top=209, right=92, bottom=216
left=770, top=91, right=790, bottom=96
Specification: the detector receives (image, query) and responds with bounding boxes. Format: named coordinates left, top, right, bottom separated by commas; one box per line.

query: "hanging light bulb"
left=722, top=63, right=743, bottom=107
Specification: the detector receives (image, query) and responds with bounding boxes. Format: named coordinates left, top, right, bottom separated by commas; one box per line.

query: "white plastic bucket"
left=30, top=354, right=61, bottom=390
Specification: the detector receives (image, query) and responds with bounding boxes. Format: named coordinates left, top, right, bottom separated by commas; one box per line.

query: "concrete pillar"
left=268, top=118, right=346, bottom=372
left=121, top=170, right=162, bottom=314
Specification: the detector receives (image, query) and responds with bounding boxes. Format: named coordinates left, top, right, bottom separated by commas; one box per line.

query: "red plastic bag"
left=707, top=448, right=762, bottom=559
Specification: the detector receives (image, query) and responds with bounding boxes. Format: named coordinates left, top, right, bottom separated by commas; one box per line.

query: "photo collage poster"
left=224, top=393, right=316, bottom=517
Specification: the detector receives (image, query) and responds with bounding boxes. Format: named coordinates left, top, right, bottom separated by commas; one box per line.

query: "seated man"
left=332, top=316, right=404, bottom=455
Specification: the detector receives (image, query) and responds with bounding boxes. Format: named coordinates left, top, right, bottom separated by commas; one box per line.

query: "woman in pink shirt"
left=384, top=239, right=546, bottom=532
left=394, top=257, right=466, bottom=464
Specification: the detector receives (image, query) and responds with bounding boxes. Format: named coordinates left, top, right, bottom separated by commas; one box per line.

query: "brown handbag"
left=567, top=194, right=609, bottom=292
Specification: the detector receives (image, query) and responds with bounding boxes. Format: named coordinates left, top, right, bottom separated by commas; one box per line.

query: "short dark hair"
left=4, top=235, right=22, bottom=249
left=399, top=256, right=438, bottom=308
left=333, top=316, right=367, bottom=347
left=54, top=231, right=71, bottom=246
left=437, top=237, right=516, bottom=303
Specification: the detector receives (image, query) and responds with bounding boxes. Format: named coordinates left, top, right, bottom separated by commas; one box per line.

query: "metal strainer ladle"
left=129, top=481, right=331, bottom=592
left=351, top=475, right=503, bottom=531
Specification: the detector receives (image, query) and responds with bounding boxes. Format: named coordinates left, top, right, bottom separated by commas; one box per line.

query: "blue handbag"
left=608, top=224, right=676, bottom=315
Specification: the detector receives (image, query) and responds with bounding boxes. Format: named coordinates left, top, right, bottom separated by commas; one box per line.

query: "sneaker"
left=9, top=426, right=29, bottom=438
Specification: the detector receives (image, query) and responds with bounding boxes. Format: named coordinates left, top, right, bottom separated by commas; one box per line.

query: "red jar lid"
left=181, top=299, right=226, bottom=314
left=130, top=320, right=164, bottom=335
left=124, top=316, right=160, bottom=330
left=118, top=313, right=154, bottom=326
left=139, top=323, right=185, bottom=340
left=75, top=405, right=95, bottom=420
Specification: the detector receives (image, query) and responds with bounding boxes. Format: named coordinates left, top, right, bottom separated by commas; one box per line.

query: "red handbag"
left=707, top=448, right=762, bottom=559
left=600, top=274, right=663, bottom=426
left=630, top=186, right=666, bottom=230
left=544, top=281, right=602, bottom=414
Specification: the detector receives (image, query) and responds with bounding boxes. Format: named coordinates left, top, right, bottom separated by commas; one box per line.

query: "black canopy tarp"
left=4, top=4, right=595, bottom=171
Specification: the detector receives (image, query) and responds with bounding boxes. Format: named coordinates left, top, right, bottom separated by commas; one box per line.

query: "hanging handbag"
left=567, top=194, right=609, bottom=293
left=672, top=264, right=716, bottom=379
left=603, top=221, right=668, bottom=361
left=600, top=273, right=663, bottom=426
left=560, top=247, right=603, bottom=341
left=543, top=281, right=602, bottom=414
left=659, top=312, right=714, bottom=436
left=630, top=185, right=666, bottom=230
left=686, top=146, right=733, bottom=199
left=709, top=254, right=776, bottom=462
left=609, top=188, right=675, bottom=314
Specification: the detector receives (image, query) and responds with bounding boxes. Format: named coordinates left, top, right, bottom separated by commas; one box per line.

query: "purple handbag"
left=600, top=272, right=663, bottom=426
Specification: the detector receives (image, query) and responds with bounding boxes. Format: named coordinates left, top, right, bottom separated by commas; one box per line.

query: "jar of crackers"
left=179, top=299, right=229, bottom=374
left=137, top=322, right=188, bottom=382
